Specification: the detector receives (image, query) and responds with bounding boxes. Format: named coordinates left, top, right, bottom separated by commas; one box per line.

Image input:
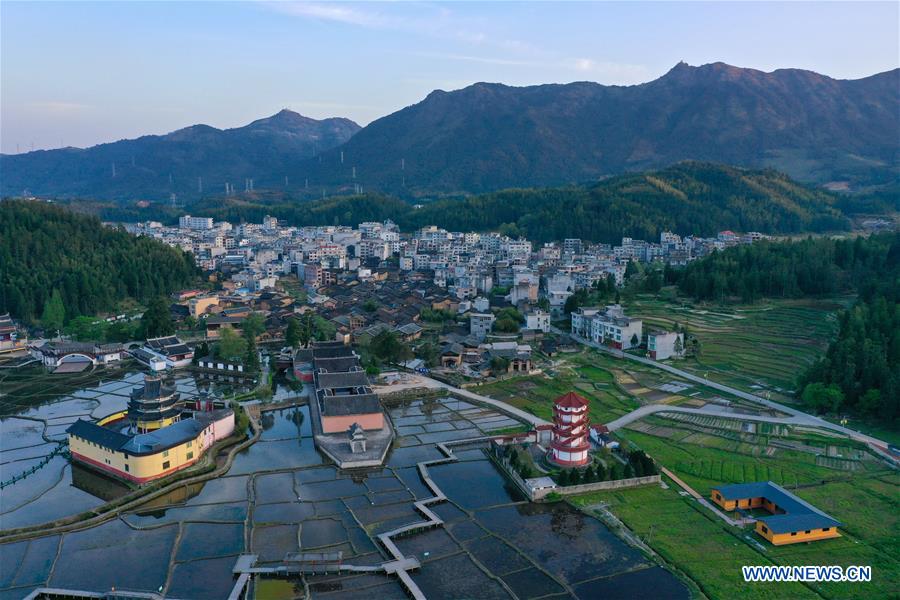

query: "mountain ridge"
left=2, top=62, right=898, bottom=200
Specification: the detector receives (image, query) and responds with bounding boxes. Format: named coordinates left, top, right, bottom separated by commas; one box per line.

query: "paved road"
left=605, top=403, right=810, bottom=432
left=554, top=328, right=896, bottom=459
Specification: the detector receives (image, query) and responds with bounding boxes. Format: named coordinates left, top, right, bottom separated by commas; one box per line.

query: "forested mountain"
left=0, top=110, right=359, bottom=201
left=0, top=201, right=198, bottom=324
left=146, top=163, right=849, bottom=244
left=3, top=63, right=897, bottom=200
left=299, top=61, right=899, bottom=195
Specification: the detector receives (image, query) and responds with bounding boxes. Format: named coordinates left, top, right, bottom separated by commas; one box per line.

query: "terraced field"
left=471, top=362, right=638, bottom=424
left=625, top=296, right=851, bottom=397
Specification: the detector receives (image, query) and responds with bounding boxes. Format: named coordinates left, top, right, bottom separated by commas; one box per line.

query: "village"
left=1, top=215, right=894, bottom=600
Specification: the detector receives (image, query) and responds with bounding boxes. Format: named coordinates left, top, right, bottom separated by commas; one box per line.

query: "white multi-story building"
left=647, top=330, right=684, bottom=360
left=179, top=215, right=214, bottom=230
left=572, top=304, right=643, bottom=350
left=525, top=310, right=550, bottom=333
left=470, top=313, right=496, bottom=340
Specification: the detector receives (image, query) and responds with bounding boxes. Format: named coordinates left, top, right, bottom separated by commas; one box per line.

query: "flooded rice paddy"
left=0, top=368, right=688, bottom=599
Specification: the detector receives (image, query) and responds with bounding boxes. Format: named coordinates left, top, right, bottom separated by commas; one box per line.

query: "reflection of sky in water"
left=0, top=393, right=688, bottom=600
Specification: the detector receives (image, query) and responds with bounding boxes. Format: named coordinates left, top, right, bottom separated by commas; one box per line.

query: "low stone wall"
left=533, top=475, right=661, bottom=500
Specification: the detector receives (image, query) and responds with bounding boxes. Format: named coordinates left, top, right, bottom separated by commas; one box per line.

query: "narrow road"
left=604, top=403, right=810, bottom=432
left=553, top=328, right=897, bottom=460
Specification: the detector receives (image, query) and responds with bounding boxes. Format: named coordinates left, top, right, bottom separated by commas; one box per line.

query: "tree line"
left=78, top=163, right=850, bottom=245
left=668, top=232, right=899, bottom=422
left=0, top=201, right=198, bottom=326
left=796, top=234, right=899, bottom=421
left=669, top=234, right=896, bottom=303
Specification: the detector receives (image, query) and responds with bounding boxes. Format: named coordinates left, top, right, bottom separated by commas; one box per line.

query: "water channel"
left=0, top=365, right=689, bottom=599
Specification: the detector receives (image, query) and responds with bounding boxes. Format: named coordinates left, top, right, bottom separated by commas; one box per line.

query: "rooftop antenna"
left=305, top=178, right=309, bottom=190
left=284, top=176, right=289, bottom=187
left=169, top=173, right=173, bottom=185
left=352, top=166, right=356, bottom=179
left=340, top=151, right=344, bottom=164
left=250, top=179, right=254, bottom=191
left=401, top=158, right=405, bottom=171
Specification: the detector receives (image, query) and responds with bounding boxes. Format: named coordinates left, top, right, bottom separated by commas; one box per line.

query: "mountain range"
left=0, top=111, right=359, bottom=200
left=2, top=62, right=898, bottom=200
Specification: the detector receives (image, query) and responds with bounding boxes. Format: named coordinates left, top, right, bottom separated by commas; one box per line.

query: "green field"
left=605, top=416, right=900, bottom=599
left=472, top=361, right=638, bottom=424
left=624, top=296, right=851, bottom=398
left=575, top=417, right=900, bottom=598
left=570, top=485, right=817, bottom=599
left=619, top=426, right=883, bottom=496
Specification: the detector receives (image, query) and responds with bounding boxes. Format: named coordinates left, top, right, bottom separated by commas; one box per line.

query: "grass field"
left=624, top=296, right=851, bottom=398
left=605, top=415, right=899, bottom=599
left=570, top=484, right=817, bottom=599
left=472, top=361, right=638, bottom=424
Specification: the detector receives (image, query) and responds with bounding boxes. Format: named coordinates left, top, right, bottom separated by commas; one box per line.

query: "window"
left=186, top=452, right=193, bottom=460
left=162, top=460, right=170, bottom=470
left=822, top=527, right=831, bottom=532
left=163, top=449, right=170, bottom=457
left=186, top=440, right=192, bottom=448
left=124, top=464, right=129, bottom=472
left=761, top=526, right=768, bottom=534
left=790, top=532, right=797, bottom=536
left=715, top=493, right=721, bottom=500
left=805, top=530, right=812, bottom=534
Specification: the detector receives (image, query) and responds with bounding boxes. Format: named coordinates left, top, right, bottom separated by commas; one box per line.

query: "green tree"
left=493, top=317, right=520, bottom=333
left=285, top=317, right=301, bottom=348
left=415, top=342, right=440, bottom=367
left=139, top=297, right=174, bottom=339
left=65, top=315, right=106, bottom=341
left=370, top=330, right=412, bottom=364
left=217, top=327, right=247, bottom=361
left=801, top=382, right=845, bottom=415
left=244, top=334, right=261, bottom=373
left=242, top=313, right=266, bottom=340
left=41, top=289, right=66, bottom=333
left=490, top=356, right=510, bottom=373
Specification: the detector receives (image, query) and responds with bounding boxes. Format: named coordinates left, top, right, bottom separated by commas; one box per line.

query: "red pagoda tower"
left=549, top=392, right=591, bottom=467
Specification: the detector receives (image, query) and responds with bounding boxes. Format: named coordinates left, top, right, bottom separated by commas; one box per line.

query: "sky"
left=1, top=1, right=898, bottom=154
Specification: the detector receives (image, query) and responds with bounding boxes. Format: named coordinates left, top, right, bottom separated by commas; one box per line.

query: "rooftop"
left=712, top=481, right=842, bottom=534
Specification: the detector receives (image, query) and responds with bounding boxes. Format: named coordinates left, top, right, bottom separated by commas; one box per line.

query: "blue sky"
left=2, top=1, right=898, bottom=153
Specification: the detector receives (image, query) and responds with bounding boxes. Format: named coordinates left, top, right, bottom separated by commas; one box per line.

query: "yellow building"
left=189, top=295, right=219, bottom=318
left=67, top=409, right=234, bottom=484
left=710, top=481, right=841, bottom=545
